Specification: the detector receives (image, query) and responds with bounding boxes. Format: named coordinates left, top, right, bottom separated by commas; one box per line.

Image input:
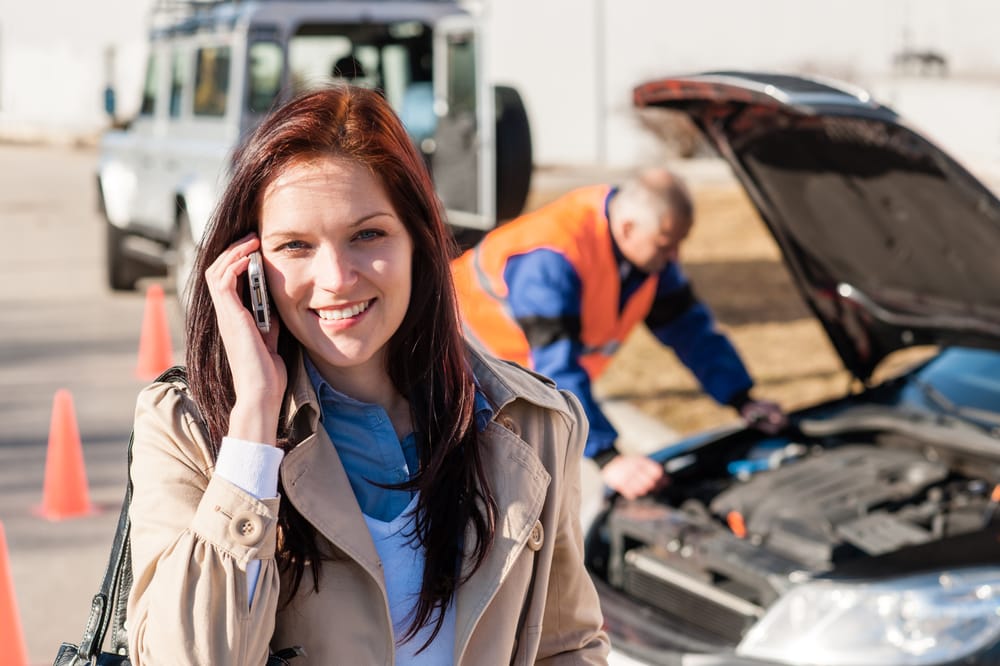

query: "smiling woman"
left=123, top=84, right=609, bottom=665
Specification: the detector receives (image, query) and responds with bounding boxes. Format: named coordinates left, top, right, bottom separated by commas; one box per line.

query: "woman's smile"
left=313, top=298, right=375, bottom=325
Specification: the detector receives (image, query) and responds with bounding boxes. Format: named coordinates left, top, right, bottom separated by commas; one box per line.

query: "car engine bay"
left=596, top=417, right=1000, bottom=645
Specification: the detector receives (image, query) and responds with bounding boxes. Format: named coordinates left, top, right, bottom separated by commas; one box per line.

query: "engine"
left=603, top=438, right=999, bottom=645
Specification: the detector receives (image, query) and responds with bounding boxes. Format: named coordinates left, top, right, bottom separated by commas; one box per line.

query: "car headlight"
left=735, top=567, right=1000, bottom=665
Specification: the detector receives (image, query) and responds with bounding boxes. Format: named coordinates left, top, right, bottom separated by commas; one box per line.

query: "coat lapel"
left=451, top=346, right=569, bottom=661
left=452, top=421, right=551, bottom=662
left=278, top=358, right=385, bottom=593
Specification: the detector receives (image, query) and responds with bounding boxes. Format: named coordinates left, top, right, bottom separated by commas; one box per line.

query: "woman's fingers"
left=206, top=235, right=256, bottom=295
left=205, top=234, right=273, bottom=371
left=261, top=312, right=282, bottom=354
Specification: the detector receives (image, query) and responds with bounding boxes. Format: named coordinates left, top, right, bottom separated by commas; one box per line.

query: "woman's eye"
left=278, top=239, right=308, bottom=251
left=354, top=229, right=383, bottom=241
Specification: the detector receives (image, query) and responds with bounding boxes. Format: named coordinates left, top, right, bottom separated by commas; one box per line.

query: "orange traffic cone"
left=0, top=523, right=29, bottom=666
left=135, top=283, right=174, bottom=380
left=35, top=389, right=96, bottom=521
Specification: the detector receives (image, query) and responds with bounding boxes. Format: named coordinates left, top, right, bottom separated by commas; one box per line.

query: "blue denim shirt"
left=305, top=356, right=493, bottom=522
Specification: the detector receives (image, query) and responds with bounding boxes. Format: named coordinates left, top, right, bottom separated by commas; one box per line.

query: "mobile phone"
left=247, top=251, right=271, bottom=333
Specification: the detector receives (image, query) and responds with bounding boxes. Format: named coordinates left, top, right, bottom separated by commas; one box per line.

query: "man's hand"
left=739, top=399, right=787, bottom=435
left=601, top=454, right=668, bottom=500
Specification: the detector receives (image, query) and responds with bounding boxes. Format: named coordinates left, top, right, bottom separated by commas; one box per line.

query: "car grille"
left=622, top=547, right=762, bottom=644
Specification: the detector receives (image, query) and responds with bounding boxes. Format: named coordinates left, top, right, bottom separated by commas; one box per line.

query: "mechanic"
left=453, top=167, right=786, bottom=499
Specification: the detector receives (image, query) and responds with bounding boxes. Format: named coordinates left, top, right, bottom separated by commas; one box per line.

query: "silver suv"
left=97, top=0, right=532, bottom=293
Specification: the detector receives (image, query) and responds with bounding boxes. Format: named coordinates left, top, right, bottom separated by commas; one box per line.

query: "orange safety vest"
left=452, top=185, right=658, bottom=379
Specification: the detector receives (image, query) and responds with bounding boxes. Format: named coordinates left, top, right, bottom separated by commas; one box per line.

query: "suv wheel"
left=106, top=219, right=139, bottom=291
left=494, top=85, right=533, bottom=222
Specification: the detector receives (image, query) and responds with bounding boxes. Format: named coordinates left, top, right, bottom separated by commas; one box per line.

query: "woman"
left=126, top=85, right=609, bottom=665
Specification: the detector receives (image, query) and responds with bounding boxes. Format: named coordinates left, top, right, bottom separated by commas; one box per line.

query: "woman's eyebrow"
left=261, top=230, right=301, bottom=241
left=346, top=210, right=398, bottom=228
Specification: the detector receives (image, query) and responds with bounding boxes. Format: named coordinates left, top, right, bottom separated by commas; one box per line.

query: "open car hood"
left=634, top=71, right=1000, bottom=381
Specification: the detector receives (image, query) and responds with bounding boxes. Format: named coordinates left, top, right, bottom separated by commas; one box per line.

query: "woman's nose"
left=314, top=245, right=358, bottom=291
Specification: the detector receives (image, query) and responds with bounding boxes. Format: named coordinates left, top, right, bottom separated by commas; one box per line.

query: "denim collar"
left=302, top=354, right=494, bottom=433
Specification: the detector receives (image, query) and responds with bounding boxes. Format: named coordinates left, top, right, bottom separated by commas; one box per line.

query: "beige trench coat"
left=126, top=345, right=610, bottom=665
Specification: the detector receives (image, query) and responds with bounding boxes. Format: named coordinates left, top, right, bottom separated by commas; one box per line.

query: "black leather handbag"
left=53, top=367, right=302, bottom=666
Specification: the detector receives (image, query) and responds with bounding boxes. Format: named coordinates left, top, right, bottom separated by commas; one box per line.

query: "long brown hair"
left=184, top=85, right=497, bottom=647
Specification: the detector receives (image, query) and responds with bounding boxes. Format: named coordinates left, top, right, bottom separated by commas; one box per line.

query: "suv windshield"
left=286, top=22, right=433, bottom=114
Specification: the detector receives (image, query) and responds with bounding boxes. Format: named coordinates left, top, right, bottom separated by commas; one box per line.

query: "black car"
left=587, top=72, right=1000, bottom=666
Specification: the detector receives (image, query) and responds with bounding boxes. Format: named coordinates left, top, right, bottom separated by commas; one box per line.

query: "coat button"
left=527, top=520, right=544, bottom=551
left=499, top=415, right=521, bottom=437
left=230, top=511, right=264, bottom=546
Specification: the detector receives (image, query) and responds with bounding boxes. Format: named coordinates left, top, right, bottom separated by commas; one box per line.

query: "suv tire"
left=494, top=85, right=533, bottom=222
left=106, top=219, right=140, bottom=291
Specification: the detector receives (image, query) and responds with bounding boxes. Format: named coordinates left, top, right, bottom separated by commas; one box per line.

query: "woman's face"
left=259, top=155, right=413, bottom=383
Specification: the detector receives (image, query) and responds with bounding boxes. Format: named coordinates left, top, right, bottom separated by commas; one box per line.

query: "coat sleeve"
left=126, top=381, right=281, bottom=666
left=535, top=389, right=611, bottom=664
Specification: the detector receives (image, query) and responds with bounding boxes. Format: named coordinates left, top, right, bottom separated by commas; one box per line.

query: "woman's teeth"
left=317, top=300, right=371, bottom=320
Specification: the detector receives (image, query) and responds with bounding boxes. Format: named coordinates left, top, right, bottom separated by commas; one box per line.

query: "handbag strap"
left=77, top=366, right=188, bottom=660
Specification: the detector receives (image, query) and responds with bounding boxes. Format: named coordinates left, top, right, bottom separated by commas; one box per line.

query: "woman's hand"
left=205, top=233, right=287, bottom=445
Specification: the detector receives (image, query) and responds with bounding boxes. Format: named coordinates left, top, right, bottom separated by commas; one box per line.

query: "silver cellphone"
left=247, top=251, right=271, bottom=333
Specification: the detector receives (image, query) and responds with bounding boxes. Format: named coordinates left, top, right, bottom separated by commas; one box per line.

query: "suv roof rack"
left=150, top=0, right=459, bottom=31
left=150, top=0, right=230, bottom=30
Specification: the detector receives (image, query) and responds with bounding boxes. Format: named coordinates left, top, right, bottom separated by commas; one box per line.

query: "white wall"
left=0, top=0, right=155, bottom=141
left=4, top=0, right=1000, bottom=169
left=484, top=0, right=1000, bottom=168
left=483, top=0, right=599, bottom=165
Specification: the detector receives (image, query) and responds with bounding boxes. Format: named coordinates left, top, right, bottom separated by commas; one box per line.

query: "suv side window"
left=139, top=52, right=160, bottom=116
left=248, top=40, right=283, bottom=113
left=169, top=50, right=186, bottom=118
left=194, top=45, right=231, bottom=116
left=446, top=33, right=476, bottom=115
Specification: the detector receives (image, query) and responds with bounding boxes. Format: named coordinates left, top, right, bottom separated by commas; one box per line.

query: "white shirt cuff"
left=215, top=436, right=285, bottom=499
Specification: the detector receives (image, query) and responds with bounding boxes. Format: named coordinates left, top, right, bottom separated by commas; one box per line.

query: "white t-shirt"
left=365, top=493, right=457, bottom=665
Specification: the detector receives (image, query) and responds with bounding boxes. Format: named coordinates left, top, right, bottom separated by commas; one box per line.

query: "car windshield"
left=899, top=347, right=1000, bottom=428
